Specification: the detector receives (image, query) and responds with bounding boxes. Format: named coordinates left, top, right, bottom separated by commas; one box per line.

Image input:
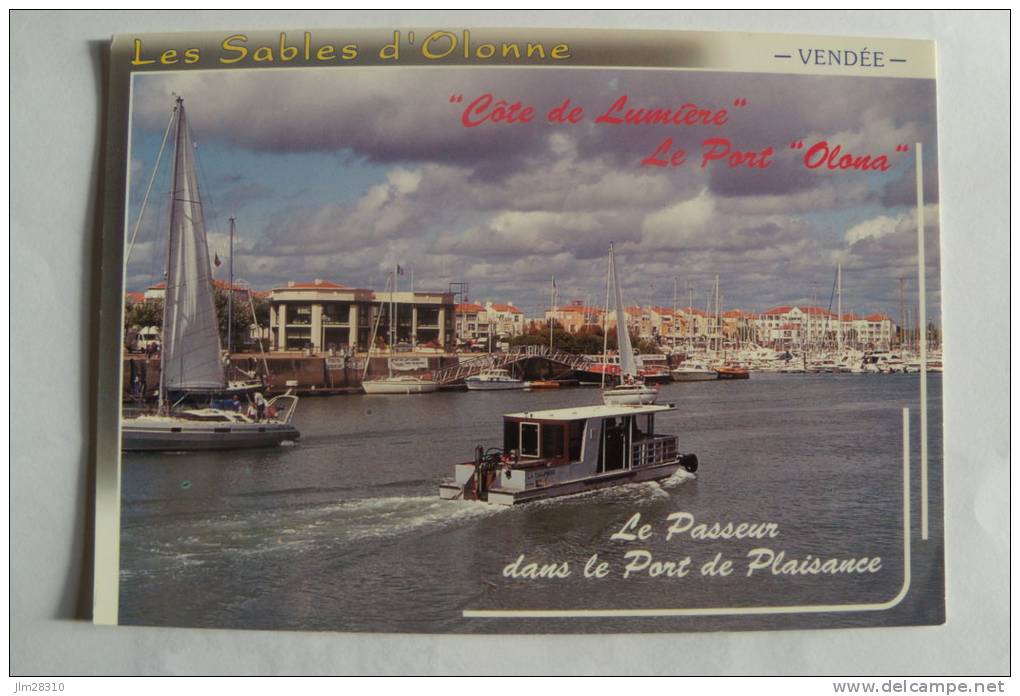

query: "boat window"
left=504, top=420, right=518, bottom=453
left=542, top=423, right=565, bottom=460
left=520, top=422, right=539, bottom=457
left=568, top=420, right=585, bottom=460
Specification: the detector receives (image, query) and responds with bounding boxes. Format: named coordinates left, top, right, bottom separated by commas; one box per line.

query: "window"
left=542, top=424, right=565, bottom=460
left=568, top=420, right=585, bottom=460
left=520, top=423, right=539, bottom=457
left=504, top=420, right=518, bottom=453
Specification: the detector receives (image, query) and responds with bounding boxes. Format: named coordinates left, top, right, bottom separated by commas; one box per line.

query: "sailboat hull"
left=362, top=378, right=438, bottom=394
left=121, top=420, right=300, bottom=451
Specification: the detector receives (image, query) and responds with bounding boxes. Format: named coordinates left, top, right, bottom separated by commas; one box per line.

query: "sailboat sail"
left=610, top=244, right=638, bottom=378
left=161, top=99, right=225, bottom=392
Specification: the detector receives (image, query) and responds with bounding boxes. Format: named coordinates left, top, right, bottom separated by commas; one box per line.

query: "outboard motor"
left=680, top=453, right=699, bottom=473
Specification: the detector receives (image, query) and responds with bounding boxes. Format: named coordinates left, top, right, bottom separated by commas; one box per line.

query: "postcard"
left=94, top=27, right=943, bottom=633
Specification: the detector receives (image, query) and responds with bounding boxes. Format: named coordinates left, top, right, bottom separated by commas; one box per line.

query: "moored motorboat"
left=670, top=363, right=717, bottom=382
left=465, top=368, right=525, bottom=390
left=524, top=379, right=560, bottom=389
left=638, top=367, right=673, bottom=385
left=438, top=403, right=698, bottom=505
left=715, top=362, right=750, bottom=379
left=602, top=380, right=660, bottom=405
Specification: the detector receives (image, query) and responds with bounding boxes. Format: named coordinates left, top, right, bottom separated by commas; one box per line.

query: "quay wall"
left=122, top=351, right=685, bottom=399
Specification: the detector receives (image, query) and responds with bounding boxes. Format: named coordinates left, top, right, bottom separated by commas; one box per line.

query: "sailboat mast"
left=714, top=274, right=720, bottom=355
left=157, top=98, right=184, bottom=413
left=609, top=243, right=637, bottom=379
left=672, top=276, right=678, bottom=350
left=227, top=217, right=234, bottom=358
left=899, top=277, right=906, bottom=349
left=837, top=263, right=843, bottom=354
left=391, top=266, right=397, bottom=372
left=362, top=272, right=389, bottom=380
left=549, top=276, right=555, bottom=353
left=688, top=283, right=694, bottom=348
left=601, top=255, right=611, bottom=388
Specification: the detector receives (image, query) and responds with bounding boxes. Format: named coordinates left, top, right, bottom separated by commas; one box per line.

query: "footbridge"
left=431, top=346, right=596, bottom=385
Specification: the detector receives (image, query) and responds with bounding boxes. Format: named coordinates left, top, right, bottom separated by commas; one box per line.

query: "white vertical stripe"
left=916, top=142, right=929, bottom=541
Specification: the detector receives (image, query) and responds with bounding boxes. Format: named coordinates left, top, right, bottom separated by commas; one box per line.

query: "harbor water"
left=119, top=373, right=944, bottom=633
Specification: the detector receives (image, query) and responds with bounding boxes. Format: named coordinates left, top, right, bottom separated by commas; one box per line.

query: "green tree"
left=123, top=289, right=270, bottom=352
left=125, top=299, right=163, bottom=331
left=215, top=288, right=258, bottom=353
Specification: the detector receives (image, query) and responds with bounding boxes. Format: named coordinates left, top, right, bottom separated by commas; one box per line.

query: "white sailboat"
left=122, top=97, right=299, bottom=451
left=602, top=243, right=659, bottom=406
left=362, top=266, right=438, bottom=394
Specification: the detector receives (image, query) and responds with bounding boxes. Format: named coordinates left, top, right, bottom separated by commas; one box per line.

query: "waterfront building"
left=757, top=306, right=835, bottom=346
left=721, top=309, right=756, bottom=343
left=455, top=301, right=526, bottom=348
left=845, top=313, right=895, bottom=350
left=455, top=302, right=488, bottom=347
left=544, top=300, right=604, bottom=334
left=483, top=302, right=526, bottom=338
left=753, top=306, right=895, bottom=350
left=648, top=306, right=694, bottom=344
left=268, top=279, right=454, bottom=353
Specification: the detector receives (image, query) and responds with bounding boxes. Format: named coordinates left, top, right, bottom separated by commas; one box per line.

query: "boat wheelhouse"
left=439, top=403, right=698, bottom=505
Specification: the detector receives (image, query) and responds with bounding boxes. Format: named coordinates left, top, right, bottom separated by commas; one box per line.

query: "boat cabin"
left=502, top=403, right=678, bottom=473
left=440, top=403, right=694, bottom=505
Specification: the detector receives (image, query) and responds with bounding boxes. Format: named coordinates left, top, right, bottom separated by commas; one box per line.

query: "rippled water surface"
left=120, top=373, right=944, bottom=633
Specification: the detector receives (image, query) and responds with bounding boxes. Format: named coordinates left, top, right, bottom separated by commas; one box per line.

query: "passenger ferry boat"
left=438, top=403, right=698, bottom=505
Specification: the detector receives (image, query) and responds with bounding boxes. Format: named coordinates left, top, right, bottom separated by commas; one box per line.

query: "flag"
left=396, top=264, right=405, bottom=275
left=214, top=253, right=222, bottom=267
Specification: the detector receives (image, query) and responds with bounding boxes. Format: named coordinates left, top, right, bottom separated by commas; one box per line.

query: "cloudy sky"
left=125, top=66, right=940, bottom=321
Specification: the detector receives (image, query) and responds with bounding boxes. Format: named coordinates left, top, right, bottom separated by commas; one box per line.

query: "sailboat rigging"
left=361, top=265, right=439, bottom=394
left=122, top=97, right=299, bottom=451
left=601, top=243, right=659, bottom=405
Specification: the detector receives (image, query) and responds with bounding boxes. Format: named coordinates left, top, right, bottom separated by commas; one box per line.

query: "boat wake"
left=660, top=469, right=697, bottom=488
left=525, top=470, right=695, bottom=508
left=122, top=494, right=508, bottom=568
left=320, top=495, right=506, bottom=543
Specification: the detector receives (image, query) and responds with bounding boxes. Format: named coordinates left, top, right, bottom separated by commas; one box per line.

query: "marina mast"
left=837, top=263, right=843, bottom=354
